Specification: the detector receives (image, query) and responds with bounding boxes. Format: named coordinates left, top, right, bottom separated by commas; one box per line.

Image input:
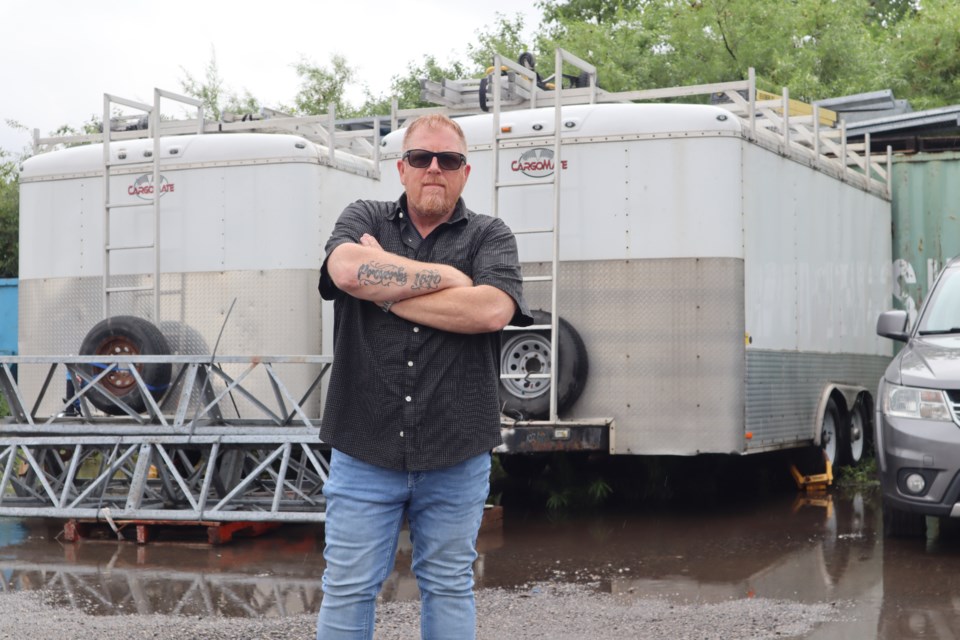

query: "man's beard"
left=413, top=189, right=454, bottom=218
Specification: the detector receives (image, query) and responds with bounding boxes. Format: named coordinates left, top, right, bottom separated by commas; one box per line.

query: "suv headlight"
left=883, top=383, right=952, bottom=421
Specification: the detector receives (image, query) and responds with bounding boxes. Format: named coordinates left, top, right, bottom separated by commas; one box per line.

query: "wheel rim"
left=95, top=336, right=141, bottom=395
left=821, top=409, right=838, bottom=463
left=500, top=332, right=552, bottom=400
left=849, top=408, right=865, bottom=463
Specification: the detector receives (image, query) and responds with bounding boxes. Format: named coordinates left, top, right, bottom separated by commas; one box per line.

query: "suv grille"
left=945, top=390, right=960, bottom=423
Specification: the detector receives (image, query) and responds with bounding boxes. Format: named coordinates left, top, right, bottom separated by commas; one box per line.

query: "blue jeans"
left=316, top=449, right=491, bottom=640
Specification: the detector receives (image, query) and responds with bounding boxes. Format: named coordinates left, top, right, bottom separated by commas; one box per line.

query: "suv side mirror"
left=877, top=310, right=909, bottom=342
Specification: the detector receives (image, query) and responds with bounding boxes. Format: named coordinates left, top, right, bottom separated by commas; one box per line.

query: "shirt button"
left=407, top=361, right=414, bottom=367
left=400, top=431, right=404, bottom=437
left=413, top=327, right=420, bottom=333
left=405, top=396, right=412, bottom=402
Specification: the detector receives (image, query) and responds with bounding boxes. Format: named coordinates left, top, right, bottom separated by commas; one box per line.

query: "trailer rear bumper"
left=496, top=418, right=613, bottom=454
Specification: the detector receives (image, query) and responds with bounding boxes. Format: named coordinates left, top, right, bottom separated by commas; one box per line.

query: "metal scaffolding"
left=0, top=355, right=331, bottom=523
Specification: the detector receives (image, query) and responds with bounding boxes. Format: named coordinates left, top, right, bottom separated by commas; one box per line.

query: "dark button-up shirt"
left=318, top=195, right=533, bottom=471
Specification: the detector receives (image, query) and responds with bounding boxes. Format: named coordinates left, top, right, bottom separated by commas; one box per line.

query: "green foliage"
left=290, top=54, right=358, bottom=118
left=835, top=455, right=880, bottom=491
left=158, top=1, right=960, bottom=126
left=181, top=48, right=262, bottom=120
left=537, top=0, right=891, bottom=102
left=381, top=56, right=471, bottom=113
left=467, top=13, right=534, bottom=72
left=0, top=149, right=18, bottom=278
left=539, top=0, right=645, bottom=25
left=886, top=0, right=960, bottom=109
left=866, top=0, right=919, bottom=28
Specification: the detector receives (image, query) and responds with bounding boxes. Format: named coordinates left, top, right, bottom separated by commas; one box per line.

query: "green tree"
left=0, top=149, right=18, bottom=278
left=536, top=0, right=890, bottom=101
left=383, top=56, right=471, bottom=112
left=467, top=13, right=535, bottom=71
left=539, top=0, right=644, bottom=25
left=289, top=54, right=358, bottom=117
left=887, top=0, right=960, bottom=109
left=181, top=49, right=262, bottom=120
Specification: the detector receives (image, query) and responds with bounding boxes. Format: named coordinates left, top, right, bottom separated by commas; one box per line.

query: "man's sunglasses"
left=402, top=149, right=466, bottom=171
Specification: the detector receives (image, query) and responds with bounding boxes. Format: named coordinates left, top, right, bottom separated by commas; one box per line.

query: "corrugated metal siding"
left=745, top=350, right=890, bottom=451
left=891, top=152, right=960, bottom=313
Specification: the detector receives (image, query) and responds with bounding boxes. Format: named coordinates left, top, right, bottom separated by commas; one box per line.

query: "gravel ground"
left=0, top=581, right=847, bottom=640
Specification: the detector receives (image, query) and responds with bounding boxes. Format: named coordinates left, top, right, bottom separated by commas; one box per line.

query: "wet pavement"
left=1, top=489, right=959, bottom=638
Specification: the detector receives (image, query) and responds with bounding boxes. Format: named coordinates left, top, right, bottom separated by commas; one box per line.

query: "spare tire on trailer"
left=498, top=310, right=588, bottom=420
left=77, top=315, right=172, bottom=415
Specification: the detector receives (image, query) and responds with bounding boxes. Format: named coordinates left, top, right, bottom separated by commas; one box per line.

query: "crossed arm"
left=325, top=234, right=516, bottom=334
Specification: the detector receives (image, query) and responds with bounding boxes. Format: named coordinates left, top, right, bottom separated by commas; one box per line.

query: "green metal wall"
left=891, top=152, right=960, bottom=317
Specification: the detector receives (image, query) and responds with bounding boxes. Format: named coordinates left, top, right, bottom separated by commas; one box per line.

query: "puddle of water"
left=0, top=490, right=958, bottom=639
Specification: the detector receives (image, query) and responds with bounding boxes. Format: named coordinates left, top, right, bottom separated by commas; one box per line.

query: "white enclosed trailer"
left=375, top=97, right=892, bottom=460
left=380, top=51, right=893, bottom=464
left=0, top=51, right=892, bottom=522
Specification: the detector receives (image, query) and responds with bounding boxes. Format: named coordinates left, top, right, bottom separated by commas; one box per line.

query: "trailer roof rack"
left=30, top=49, right=890, bottom=199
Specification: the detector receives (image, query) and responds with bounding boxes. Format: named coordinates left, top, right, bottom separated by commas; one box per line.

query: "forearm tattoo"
left=358, top=262, right=408, bottom=287
left=411, top=269, right=442, bottom=291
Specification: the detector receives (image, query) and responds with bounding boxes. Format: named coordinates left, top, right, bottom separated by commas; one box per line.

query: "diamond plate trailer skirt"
left=18, top=270, right=323, bottom=419
left=521, top=258, right=888, bottom=456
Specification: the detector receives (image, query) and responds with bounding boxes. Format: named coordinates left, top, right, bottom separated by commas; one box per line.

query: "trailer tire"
left=499, top=310, right=588, bottom=420
left=78, top=316, right=172, bottom=415
left=820, top=397, right=843, bottom=466
left=845, top=398, right=871, bottom=466
left=479, top=75, right=491, bottom=112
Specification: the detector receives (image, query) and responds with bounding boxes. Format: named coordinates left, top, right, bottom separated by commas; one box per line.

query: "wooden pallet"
left=63, top=518, right=280, bottom=545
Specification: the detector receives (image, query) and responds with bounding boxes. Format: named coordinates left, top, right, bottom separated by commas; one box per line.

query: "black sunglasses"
left=403, top=149, right=466, bottom=171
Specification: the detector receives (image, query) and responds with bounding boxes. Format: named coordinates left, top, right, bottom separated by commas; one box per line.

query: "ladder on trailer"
left=101, top=90, right=204, bottom=321
left=490, top=51, right=597, bottom=423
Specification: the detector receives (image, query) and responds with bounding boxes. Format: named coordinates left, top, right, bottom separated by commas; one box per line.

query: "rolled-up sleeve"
left=318, top=201, right=379, bottom=301
left=472, top=218, right=534, bottom=327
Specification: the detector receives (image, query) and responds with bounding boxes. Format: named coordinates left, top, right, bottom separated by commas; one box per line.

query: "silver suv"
left=876, top=257, right=960, bottom=537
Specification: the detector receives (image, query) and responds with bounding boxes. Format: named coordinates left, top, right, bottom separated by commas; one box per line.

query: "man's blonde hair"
left=402, top=114, right=467, bottom=154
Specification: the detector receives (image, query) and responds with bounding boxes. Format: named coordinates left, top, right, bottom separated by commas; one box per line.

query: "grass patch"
left=834, top=455, right=880, bottom=491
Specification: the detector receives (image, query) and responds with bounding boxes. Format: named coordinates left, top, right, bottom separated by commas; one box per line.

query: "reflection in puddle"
left=0, top=491, right=959, bottom=639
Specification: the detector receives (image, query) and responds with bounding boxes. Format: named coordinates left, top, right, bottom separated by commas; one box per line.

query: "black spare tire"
left=78, top=316, right=172, bottom=415
left=499, top=310, right=588, bottom=420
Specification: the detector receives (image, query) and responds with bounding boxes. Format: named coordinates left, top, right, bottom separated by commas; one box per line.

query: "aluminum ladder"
left=491, top=50, right=597, bottom=422
left=101, top=90, right=204, bottom=321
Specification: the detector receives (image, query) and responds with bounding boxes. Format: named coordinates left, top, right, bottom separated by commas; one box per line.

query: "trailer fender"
left=814, top=384, right=871, bottom=467
left=498, top=310, right=588, bottom=420
left=77, top=316, right=172, bottom=415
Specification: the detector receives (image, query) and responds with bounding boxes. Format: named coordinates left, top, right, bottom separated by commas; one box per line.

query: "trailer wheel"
left=820, top=397, right=843, bottom=466
left=499, top=310, right=588, bottom=420
left=78, top=316, right=172, bottom=415
left=845, top=399, right=871, bottom=465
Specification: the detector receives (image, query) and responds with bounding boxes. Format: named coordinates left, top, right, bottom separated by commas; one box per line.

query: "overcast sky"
left=0, top=0, right=543, bottom=154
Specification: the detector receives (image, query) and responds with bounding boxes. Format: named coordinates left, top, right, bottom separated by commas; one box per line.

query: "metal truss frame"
left=0, top=355, right=331, bottom=522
